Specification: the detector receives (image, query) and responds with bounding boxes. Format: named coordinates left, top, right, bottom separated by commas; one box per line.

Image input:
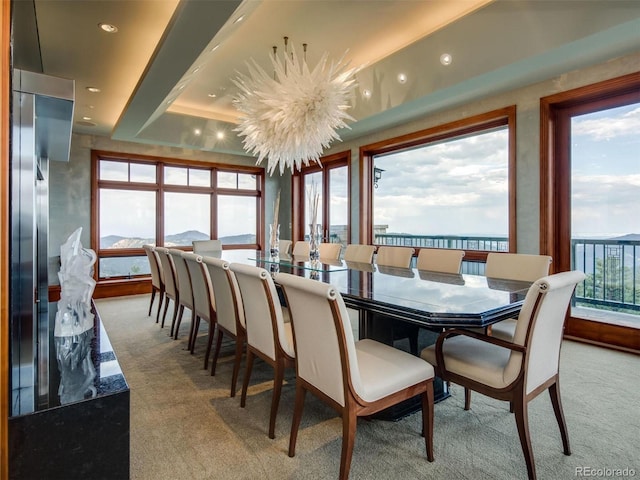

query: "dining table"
left=215, top=249, right=532, bottom=417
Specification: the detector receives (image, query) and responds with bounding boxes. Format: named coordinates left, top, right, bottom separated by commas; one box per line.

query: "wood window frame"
left=359, top=106, right=517, bottom=262
left=90, top=150, right=265, bottom=297
left=540, top=72, right=640, bottom=352
left=291, top=150, right=351, bottom=244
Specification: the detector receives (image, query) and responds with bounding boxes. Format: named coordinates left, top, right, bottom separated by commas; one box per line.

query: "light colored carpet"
left=95, top=294, right=639, bottom=480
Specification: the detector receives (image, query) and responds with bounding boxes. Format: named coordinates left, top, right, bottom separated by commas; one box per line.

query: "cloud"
left=572, top=106, right=640, bottom=141
left=373, top=128, right=509, bottom=234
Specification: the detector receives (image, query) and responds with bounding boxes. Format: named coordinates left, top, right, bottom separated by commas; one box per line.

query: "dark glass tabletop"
left=215, top=249, right=531, bottom=329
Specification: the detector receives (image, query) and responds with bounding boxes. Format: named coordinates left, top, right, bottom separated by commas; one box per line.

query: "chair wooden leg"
left=229, top=337, right=244, bottom=397
left=173, top=305, right=185, bottom=340
left=148, top=289, right=156, bottom=316
left=160, top=297, right=170, bottom=327
left=203, top=322, right=215, bottom=370
left=189, top=314, right=199, bottom=353
left=269, top=360, right=285, bottom=439
left=240, top=350, right=254, bottom=408
left=464, top=387, right=471, bottom=410
left=339, top=408, right=357, bottom=480
left=211, top=328, right=224, bottom=377
left=513, top=393, right=536, bottom=480
left=422, top=382, right=435, bottom=462
left=548, top=382, right=571, bottom=455
left=288, top=384, right=307, bottom=457
left=155, top=292, right=164, bottom=323
left=169, top=301, right=179, bottom=336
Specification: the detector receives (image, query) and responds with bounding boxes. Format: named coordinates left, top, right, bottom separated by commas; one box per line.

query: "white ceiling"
left=14, top=0, right=640, bottom=159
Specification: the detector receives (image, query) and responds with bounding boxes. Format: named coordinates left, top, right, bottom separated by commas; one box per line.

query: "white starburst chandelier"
left=233, top=37, right=357, bottom=175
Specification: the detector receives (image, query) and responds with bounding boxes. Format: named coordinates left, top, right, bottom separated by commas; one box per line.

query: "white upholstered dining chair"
left=485, top=252, right=552, bottom=341
left=416, top=248, right=464, bottom=274
left=183, top=252, right=217, bottom=369
left=278, top=239, right=293, bottom=256
left=202, top=256, right=246, bottom=397
left=318, top=242, right=342, bottom=260
left=229, top=263, right=295, bottom=439
left=292, top=241, right=310, bottom=257
left=143, top=244, right=164, bottom=323
left=277, top=272, right=435, bottom=480
left=376, top=246, right=415, bottom=268
left=192, top=239, right=222, bottom=254
left=420, top=270, right=585, bottom=480
left=343, top=244, right=375, bottom=263
left=168, top=249, right=195, bottom=341
left=154, top=247, right=179, bottom=333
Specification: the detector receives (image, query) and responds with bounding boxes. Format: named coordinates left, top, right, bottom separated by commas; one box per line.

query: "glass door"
left=569, top=102, right=639, bottom=327
left=294, top=152, right=350, bottom=251
left=541, top=74, right=640, bottom=351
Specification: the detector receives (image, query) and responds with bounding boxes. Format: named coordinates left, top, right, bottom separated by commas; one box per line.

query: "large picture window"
left=92, top=151, right=263, bottom=281
left=360, top=107, right=516, bottom=262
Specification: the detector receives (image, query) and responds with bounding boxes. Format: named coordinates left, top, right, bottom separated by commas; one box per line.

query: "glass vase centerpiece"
left=269, top=189, right=281, bottom=257
left=307, top=181, right=320, bottom=259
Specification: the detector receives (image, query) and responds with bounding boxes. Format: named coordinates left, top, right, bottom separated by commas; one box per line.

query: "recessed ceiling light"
left=362, top=89, right=372, bottom=99
left=193, top=67, right=200, bottom=74
left=208, top=93, right=217, bottom=98
left=397, top=73, right=407, bottom=84
left=440, top=53, right=453, bottom=66
left=76, top=120, right=96, bottom=127
left=234, top=15, right=245, bottom=24
left=98, top=23, right=118, bottom=33
left=211, top=44, right=220, bottom=52
left=178, top=84, right=185, bottom=90
left=82, top=116, right=92, bottom=121
left=86, top=87, right=100, bottom=93
left=194, top=128, right=201, bottom=136
left=216, top=131, right=225, bottom=140
left=166, top=99, right=173, bottom=105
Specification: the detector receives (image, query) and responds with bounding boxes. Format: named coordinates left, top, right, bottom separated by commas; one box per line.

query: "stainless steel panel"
left=11, top=90, right=37, bottom=415
left=10, top=70, right=73, bottom=416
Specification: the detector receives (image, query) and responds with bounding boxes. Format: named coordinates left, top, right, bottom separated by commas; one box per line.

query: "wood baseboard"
left=565, top=318, right=639, bottom=354
left=49, top=279, right=152, bottom=302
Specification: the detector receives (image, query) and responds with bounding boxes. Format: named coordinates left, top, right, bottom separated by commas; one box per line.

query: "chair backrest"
left=229, top=263, right=293, bottom=360
left=416, top=248, right=464, bottom=274
left=183, top=252, right=214, bottom=321
left=276, top=273, right=361, bottom=407
left=292, top=241, right=310, bottom=257
left=143, top=244, right=164, bottom=288
left=343, top=244, right=374, bottom=263
left=193, top=239, right=222, bottom=254
left=279, top=239, right=293, bottom=256
left=168, top=249, right=194, bottom=309
left=202, top=256, right=245, bottom=334
left=504, top=270, right=585, bottom=394
left=376, top=246, right=415, bottom=268
left=155, top=247, right=177, bottom=299
left=485, top=252, right=552, bottom=282
left=318, top=242, right=341, bottom=260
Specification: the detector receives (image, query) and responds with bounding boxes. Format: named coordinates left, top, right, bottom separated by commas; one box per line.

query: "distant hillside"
left=610, top=233, right=640, bottom=241
left=100, top=230, right=254, bottom=249
left=165, top=230, right=209, bottom=246
left=101, top=235, right=153, bottom=249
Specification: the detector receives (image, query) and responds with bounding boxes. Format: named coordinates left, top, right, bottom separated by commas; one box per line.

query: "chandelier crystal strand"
left=233, top=39, right=357, bottom=175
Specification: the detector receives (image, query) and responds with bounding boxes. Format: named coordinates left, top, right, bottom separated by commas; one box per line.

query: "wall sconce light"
left=374, top=166, right=385, bottom=188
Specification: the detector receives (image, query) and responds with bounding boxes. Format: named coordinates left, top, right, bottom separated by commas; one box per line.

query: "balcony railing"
left=572, top=238, right=639, bottom=314
left=372, top=233, right=640, bottom=315
left=375, top=233, right=509, bottom=252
